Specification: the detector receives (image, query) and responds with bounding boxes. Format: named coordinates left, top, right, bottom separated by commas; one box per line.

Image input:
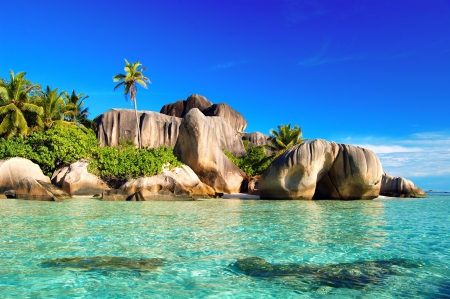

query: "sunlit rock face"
left=259, top=139, right=340, bottom=199
left=96, top=109, right=182, bottom=148
left=230, top=256, right=423, bottom=290
left=0, top=157, right=50, bottom=193
left=380, top=172, right=426, bottom=198
left=174, top=108, right=246, bottom=194
left=259, top=140, right=383, bottom=200
left=51, top=160, right=109, bottom=196
left=202, top=103, right=248, bottom=133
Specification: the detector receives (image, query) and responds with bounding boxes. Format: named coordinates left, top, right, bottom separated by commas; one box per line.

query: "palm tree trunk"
left=133, top=100, right=141, bottom=148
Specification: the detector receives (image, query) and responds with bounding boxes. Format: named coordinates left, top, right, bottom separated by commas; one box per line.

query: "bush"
left=88, top=145, right=183, bottom=186
left=0, top=125, right=98, bottom=176
left=224, top=140, right=273, bottom=177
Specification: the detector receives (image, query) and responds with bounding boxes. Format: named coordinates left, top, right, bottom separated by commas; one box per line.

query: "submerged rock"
left=41, top=256, right=167, bottom=272
left=230, top=257, right=422, bottom=289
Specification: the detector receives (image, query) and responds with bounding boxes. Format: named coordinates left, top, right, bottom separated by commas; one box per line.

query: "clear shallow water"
left=0, top=194, right=449, bottom=298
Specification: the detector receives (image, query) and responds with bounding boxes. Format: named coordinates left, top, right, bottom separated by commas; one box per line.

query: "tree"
left=0, top=71, right=43, bottom=139
left=266, top=123, right=307, bottom=158
left=35, top=85, right=66, bottom=130
left=113, top=59, right=151, bottom=148
left=63, top=90, right=95, bottom=131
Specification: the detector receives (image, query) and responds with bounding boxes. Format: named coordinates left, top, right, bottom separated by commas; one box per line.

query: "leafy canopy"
left=267, top=123, right=307, bottom=157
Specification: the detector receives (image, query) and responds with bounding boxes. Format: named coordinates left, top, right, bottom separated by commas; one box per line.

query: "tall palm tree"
left=35, top=85, right=66, bottom=130
left=113, top=59, right=151, bottom=148
left=267, top=123, right=307, bottom=158
left=63, top=90, right=95, bottom=131
left=0, top=70, right=43, bottom=139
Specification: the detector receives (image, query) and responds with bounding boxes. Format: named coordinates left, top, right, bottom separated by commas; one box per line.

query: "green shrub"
left=224, top=140, right=273, bottom=177
left=0, top=125, right=98, bottom=176
left=88, top=145, right=183, bottom=185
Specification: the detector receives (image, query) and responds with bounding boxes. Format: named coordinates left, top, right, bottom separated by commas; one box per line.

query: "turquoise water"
left=0, top=194, right=449, bottom=298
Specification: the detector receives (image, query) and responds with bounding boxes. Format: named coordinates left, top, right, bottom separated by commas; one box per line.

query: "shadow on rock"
left=41, top=256, right=167, bottom=273
left=230, top=257, right=423, bottom=290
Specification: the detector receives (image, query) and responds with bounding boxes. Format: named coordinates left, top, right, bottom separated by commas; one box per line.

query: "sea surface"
left=0, top=193, right=449, bottom=298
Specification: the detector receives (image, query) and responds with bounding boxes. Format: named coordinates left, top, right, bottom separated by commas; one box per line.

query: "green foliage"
left=224, top=140, right=273, bottom=177
left=88, top=145, right=183, bottom=184
left=267, top=123, right=307, bottom=157
left=0, top=124, right=98, bottom=176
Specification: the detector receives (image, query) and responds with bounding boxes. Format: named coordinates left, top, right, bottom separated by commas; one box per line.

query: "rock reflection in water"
left=41, top=256, right=167, bottom=272
left=231, top=257, right=422, bottom=290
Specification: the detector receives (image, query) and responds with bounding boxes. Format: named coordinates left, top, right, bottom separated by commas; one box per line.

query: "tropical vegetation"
left=224, top=140, right=273, bottom=177
left=266, top=123, right=307, bottom=157
left=113, top=59, right=151, bottom=148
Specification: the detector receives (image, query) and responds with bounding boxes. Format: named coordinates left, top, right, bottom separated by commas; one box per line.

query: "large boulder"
left=15, top=177, right=70, bottom=201
left=202, top=103, right=248, bottom=132
left=259, top=140, right=383, bottom=200
left=160, top=94, right=213, bottom=118
left=174, top=108, right=247, bottom=194
left=380, top=172, right=426, bottom=198
left=120, top=165, right=216, bottom=200
left=259, top=139, right=339, bottom=199
left=242, top=132, right=273, bottom=155
left=314, top=144, right=383, bottom=200
left=0, top=157, right=50, bottom=193
left=51, top=160, right=109, bottom=196
left=96, top=109, right=182, bottom=148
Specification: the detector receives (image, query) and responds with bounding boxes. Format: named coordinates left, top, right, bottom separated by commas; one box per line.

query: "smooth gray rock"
left=0, top=157, right=50, bottom=193
left=15, top=177, right=70, bottom=201
left=52, top=160, right=109, bottom=196
left=314, top=144, right=383, bottom=200
left=380, top=172, right=426, bottom=198
left=259, top=139, right=339, bottom=199
left=174, top=108, right=246, bottom=194
left=160, top=94, right=213, bottom=118
left=202, top=103, right=248, bottom=132
left=96, top=109, right=182, bottom=148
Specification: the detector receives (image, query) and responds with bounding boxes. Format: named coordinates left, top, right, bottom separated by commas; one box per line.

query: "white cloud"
left=205, top=60, right=247, bottom=72
left=355, top=144, right=422, bottom=154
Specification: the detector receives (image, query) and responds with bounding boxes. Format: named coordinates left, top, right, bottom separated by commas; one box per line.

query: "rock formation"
left=259, top=139, right=383, bottom=200
left=380, top=172, right=426, bottom=198
left=160, top=94, right=248, bottom=133
left=202, top=103, right=247, bottom=132
left=160, top=94, right=212, bottom=117
left=174, top=108, right=247, bottom=194
left=0, top=157, right=50, bottom=193
left=96, top=109, right=182, bottom=148
left=15, top=177, right=70, bottom=201
left=51, top=160, right=109, bottom=196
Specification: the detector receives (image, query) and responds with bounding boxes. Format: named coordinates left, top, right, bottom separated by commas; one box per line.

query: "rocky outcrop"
left=314, top=144, right=383, bottom=200
left=96, top=109, right=182, bottom=148
left=15, top=177, right=70, bottom=201
left=259, top=139, right=339, bottom=199
left=174, top=108, right=247, bottom=194
left=160, top=94, right=212, bottom=117
left=120, top=165, right=216, bottom=200
left=51, top=160, right=109, bottom=196
left=202, top=103, right=247, bottom=132
left=161, top=95, right=248, bottom=133
left=259, top=140, right=383, bottom=200
left=380, top=172, right=426, bottom=198
left=0, top=157, right=50, bottom=193
left=242, top=132, right=270, bottom=147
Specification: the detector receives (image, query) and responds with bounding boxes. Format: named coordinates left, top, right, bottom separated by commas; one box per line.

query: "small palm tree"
left=63, top=90, right=95, bottom=131
left=0, top=71, right=43, bottom=139
left=113, top=59, right=151, bottom=148
left=267, top=123, right=307, bottom=157
left=36, top=85, right=66, bottom=130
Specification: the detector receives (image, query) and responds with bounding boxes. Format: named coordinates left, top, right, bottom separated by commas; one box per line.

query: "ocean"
left=0, top=193, right=449, bottom=298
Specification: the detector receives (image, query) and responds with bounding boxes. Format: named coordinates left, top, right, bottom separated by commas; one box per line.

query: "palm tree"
left=0, top=71, right=43, bottom=139
left=63, top=90, right=95, bottom=131
left=35, top=85, right=66, bottom=130
left=113, top=59, right=151, bottom=148
left=267, top=123, right=307, bottom=158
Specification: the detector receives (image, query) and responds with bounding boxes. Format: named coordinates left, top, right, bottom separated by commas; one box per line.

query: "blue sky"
left=1, top=0, right=449, bottom=191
